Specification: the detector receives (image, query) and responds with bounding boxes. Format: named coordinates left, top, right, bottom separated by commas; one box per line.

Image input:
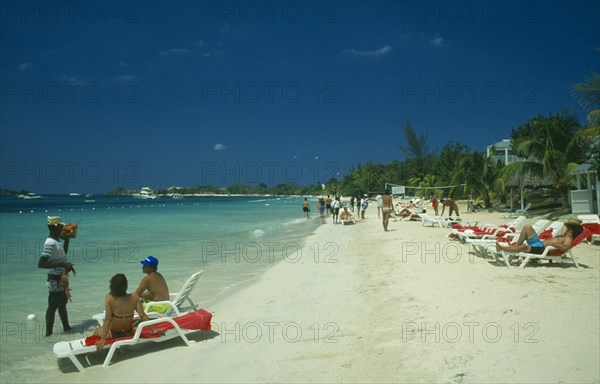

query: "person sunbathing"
left=339, top=207, right=355, bottom=221
left=94, top=273, right=160, bottom=351
left=496, top=217, right=584, bottom=254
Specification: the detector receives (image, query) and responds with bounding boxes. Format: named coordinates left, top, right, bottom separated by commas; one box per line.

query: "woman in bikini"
left=94, top=273, right=156, bottom=351
left=381, top=190, right=394, bottom=231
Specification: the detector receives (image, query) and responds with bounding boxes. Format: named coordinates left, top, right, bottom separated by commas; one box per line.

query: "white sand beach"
left=50, top=203, right=599, bottom=383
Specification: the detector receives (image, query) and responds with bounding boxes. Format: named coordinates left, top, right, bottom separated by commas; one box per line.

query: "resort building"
left=486, top=139, right=523, bottom=165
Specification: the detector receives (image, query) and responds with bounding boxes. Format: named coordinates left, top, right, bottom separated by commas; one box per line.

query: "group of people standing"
left=303, top=192, right=460, bottom=230
left=304, top=195, right=369, bottom=223
left=38, top=216, right=170, bottom=351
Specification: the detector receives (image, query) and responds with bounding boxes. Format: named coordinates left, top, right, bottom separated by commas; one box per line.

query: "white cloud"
left=18, top=63, right=34, bottom=71
left=430, top=34, right=446, bottom=47
left=117, top=75, right=137, bottom=81
left=343, top=45, right=391, bottom=57
left=62, top=75, right=85, bottom=86
left=214, top=143, right=226, bottom=151
left=160, top=48, right=190, bottom=56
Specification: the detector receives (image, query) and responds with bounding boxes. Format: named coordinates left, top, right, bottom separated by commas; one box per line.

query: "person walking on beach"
left=360, top=195, right=369, bottom=219
left=318, top=197, right=326, bottom=217
left=381, top=190, right=393, bottom=231
left=135, top=256, right=170, bottom=313
left=302, top=198, right=310, bottom=218
left=376, top=193, right=383, bottom=218
left=38, top=216, right=75, bottom=337
left=325, top=195, right=332, bottom=217
left=331, top=196, right=341, bottom=223
left=431, top=193, right=439, bottom=216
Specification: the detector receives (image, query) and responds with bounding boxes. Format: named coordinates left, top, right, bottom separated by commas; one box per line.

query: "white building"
left=486, top=139, right=523, bottom=165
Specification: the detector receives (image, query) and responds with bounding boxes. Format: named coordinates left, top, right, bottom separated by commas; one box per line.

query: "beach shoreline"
left=46, top=207, right=599, bottom=383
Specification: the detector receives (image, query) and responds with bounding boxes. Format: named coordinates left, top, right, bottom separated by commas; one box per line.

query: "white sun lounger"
left=502, top=202, right=532, bottom=219
left=94, top=270, right=203, bottom=326
left=54, top=304, right=212, bottom=372
left=466, top=219, right=551, bottom=257
left=453, top=216, right=526, bottom=243
left=487, top=227, right=591, bottom=268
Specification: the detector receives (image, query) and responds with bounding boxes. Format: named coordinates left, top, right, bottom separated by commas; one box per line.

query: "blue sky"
left=1, top=0, right=599, bottom=194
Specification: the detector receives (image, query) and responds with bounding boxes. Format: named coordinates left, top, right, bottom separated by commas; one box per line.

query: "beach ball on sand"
left=27, top=314, right=36, bottom=321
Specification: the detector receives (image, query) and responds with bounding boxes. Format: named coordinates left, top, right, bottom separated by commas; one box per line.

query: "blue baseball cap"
left=140, top=256, right=158, bottom=268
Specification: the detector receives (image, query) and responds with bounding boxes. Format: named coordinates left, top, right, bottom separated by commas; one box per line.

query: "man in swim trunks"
left=496, top=217, right=584, bottom=255
left=94, top=273, right=159, bottom=351
left=325, top=195, right=332, bottom=217
left=440, top=197, right=459, bottom=217
left=135, top=256, right=170, bottom=313
left=302, top=198, right=310, bottom=218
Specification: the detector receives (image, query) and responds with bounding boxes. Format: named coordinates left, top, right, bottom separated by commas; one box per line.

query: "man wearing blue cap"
left=135, top=256, right=170, bottom=313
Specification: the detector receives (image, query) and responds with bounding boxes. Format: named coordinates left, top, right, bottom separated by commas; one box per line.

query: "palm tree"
left=570, top=73, right=600, bottom=174
left=398, top=120, right=430, bottom=179
left=360, top=161, right=381, bottom=192
left=451, top=151, right=497, bottom=207
left=503, top=113, right=584, bottom=207
left=570, top=72, right=600, bottom=129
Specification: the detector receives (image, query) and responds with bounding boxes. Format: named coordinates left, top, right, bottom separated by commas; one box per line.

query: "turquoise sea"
left=0, top=194, right=321, bottom=382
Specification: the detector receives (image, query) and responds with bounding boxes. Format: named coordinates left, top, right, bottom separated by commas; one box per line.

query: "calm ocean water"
left=0, top=194, right=321, bottom=382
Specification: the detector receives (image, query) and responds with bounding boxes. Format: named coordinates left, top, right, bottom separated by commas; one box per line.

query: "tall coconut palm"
left=360, top=161, right=381, bottom=192
left=503, top=113, right=584, bottom=207
left=570, top=73, right=600, bottom=174
left=451, top=150, right=498, bottom=207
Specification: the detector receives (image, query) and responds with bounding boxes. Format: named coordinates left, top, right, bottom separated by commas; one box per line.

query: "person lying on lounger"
left=339, top=207, right=355, bottom=221
left=94, top=273, right=162, bottom=351
left=495, top=217, right=584, bottom=254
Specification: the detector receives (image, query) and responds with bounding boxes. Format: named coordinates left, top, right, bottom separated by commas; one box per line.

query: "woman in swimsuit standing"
left=94, top=273, right=156, bottom=351
left=381, top=190, right=394, bottom=231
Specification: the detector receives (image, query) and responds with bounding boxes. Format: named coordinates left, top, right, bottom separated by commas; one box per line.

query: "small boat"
left=68, top=193, right=81, bottom=197
left=132, top=187, right=157, bottom=200
left=18, top=192, right=42, bottom=199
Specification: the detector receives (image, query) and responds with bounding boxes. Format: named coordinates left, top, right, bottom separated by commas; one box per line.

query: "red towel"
left=85, top=309, right=212, bottom=347
left=582, top=223, right=600, bottom=242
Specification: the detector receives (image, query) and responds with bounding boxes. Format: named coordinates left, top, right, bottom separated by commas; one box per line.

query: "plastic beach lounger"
left=93, top=270, right=204, bottom=326
left=492, top=229, right=591, bottom=268
left=54, top=309, right=212, bottom=372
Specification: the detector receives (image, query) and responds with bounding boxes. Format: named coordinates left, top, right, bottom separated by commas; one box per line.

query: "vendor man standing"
left=38, top=216, right=75, bottom=337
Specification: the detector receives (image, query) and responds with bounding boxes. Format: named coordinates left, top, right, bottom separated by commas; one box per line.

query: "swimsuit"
left=112, top=313, right=134, bottom=319
left=526, top=234, right=545, bottom=254
left=143, top=302, right=171, bottom=314
left=110, top=327, right=134, bottom=338
left=526, top=234, right=544, bottom=248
